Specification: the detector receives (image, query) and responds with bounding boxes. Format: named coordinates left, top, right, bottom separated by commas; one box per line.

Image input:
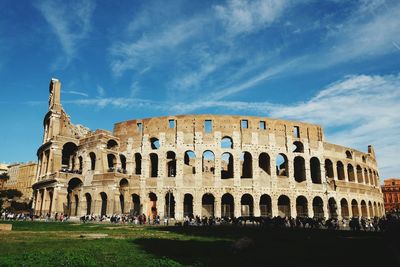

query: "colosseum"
left=32, top=78, right=384, bottom=220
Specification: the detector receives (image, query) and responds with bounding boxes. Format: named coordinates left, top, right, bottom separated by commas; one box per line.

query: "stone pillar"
left=215, top=196, right=221, bottom=218
left=290, top=198, right=297, bottom=218
left=271, top=195, right=278, bottom=217
left=175, top=192, right=183, bottom=221
left=234, top=195, right=241, bottom=218
left=253, top=194, right=260, bottom=217
left=308, top=200, right=314, bottom=218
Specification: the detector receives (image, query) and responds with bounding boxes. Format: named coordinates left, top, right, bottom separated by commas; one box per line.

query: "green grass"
left=0, top=221, right=399, bottom=266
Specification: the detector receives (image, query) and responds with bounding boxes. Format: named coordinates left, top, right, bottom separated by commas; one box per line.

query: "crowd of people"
left=1, top=210, right=399, bottom=233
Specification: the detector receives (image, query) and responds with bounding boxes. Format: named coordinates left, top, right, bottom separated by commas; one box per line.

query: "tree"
left=0, top=172, right=9, bottom=181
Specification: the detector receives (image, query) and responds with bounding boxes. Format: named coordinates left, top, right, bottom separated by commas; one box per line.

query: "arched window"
left=165, top=192, right=175, bottom=218
left=364, top=168, right=369, bottom=184
left=202, top=151, right=215, bottom=175
left=258, top=153, right=271, bottom=175
left=260, top=194, right=272, bottom=217
left=120, top=154, right=127, bottom=173
left=294, top=156, right=306, bottom=182
left=184, top=194, right=193, bottom=218
left=78, top=156, right=83, bottom=172
left=221, top=152, right=233, bottom=179
left=356, top=165, right=363, bottom=183
left=89, top=152, right=96, bottom=171
left=166, top=151, right=176, bottom=177
left=150, top=153, right=158, bottom=177
left=278, top=195, right=291, bottom=217
left=341, top=199, right=349, bottom=219
left=276, top=153, right=288, bottom=177
left=240, top=152, right=252, bottom=178
left=107, top=154, right=117, bottom=171
left=310, top=157, right=321, bottom=184
left=107, top=139, right=118, bottom=150
left=150, top=137, right=160, bottom=150
left=292, top=141, right=304, bottom=153
left=296, top=196, right=308, bottom=217
left=324, top=159, right=333, bottom=179
left=345, top=150, right=352, bottom=159
left=100, top=192, right=107, bottom=216
left=328, top=198, right=337, bottom=219
left=351, top=199, right=359, bottom=217
left=202, top=193, right=215, bottom=217
left=85, top=193, right=92, bottom=215
left=347, top=164, right=355, bottom=182
left=337, top=161, right=344, bottom=180
left=313, top=196, right=324, bottom=218
left=221, top=193, right=234, bottom=218
left=62, top=142, right=78, bottom=170
left=241, top=194, right=254, bottom=216
left=221, top=136, right=233, bottom=149
left=184, top=151, right=196, bottom=174
left=132, top=194, right=141, bottom=215
left=134, top=153, right=142, bottom=175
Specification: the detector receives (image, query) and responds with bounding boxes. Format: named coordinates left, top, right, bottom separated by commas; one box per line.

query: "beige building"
left=5, top=163, right=20, bottom=190
left=0, top=163, right=8, bottom=189
left=32, top=79, right=384, bottom=220
left=2, top=162, right=37, bottom=201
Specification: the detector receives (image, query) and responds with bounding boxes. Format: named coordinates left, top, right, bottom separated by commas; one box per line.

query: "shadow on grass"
left=134, top=226, right=399, bottom=267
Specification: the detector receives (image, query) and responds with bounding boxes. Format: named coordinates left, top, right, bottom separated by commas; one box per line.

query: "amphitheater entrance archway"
left=67, top=178, right=82, bottom=216
left=241, top=194, right=254, bottom=216
left=341, top=199, right=349, bottom=219
left=100, top=192, right=107, bottom=217
left=278, top=195, right=291, bottom=217
left=296, top=196, right=308, bottom=217
left=328, top=197, right=338, bottom=219
left=85, top=193, right=92, bottom=215
left=148, top=192, right=158, bottom=219
left=131, top=194, right=141, bottom=215
left=221, top=193, right=234, bottom=218
left=165, top=192, right=175, bottom=219
left=202, top=193, right=215, bottom=217
left=351, top=199, right=359, bottom=217
left=361, top=200, right=367, bottom=218
left=368, top=201, right=373, bottom=217
left=260, top=194, right=272, bottom=217
left=183, top=194, right=193, bottom=218
left=313, top=197, right=324, bottom=218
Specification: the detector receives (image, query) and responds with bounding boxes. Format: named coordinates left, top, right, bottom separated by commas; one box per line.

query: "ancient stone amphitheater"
left=32, top=79, right=384, bottom=220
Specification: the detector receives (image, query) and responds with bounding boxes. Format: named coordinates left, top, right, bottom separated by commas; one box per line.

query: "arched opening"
left=292, top=141, right=304, bottom=153
left=260, top=194, right=272, bottom=217
left=240, top=152, right=252, bottom=178
left=356, top=165, right=363, bottom=183
left=368, top=201, right=373, bottom=217
left=337, top=161, right=345, bottom=180
left=89, top=152, right=96, bottom=171
left=364, top=168, right=369, bottom=184
left=221, top=193, right=234, bottom=218
left=347, top=164, right=355, bottom=182
left=328, top=197, right=337, bottom=219
left=276, top=153, right=288, bottom=177
left=67, top=178, right=82, bottom=216
left=150, top=153, right=158, bottom=177
left=85, top=193, right=92, bottom=215
left=120, top=194, right=125, bottom=214
left=360, top=200, right=367, bottom=218
left=221, top=152, right=234, bottom=179
left=221, top=136, right=233, bottom=149
left=150, top=137, right=160, bottom=150
left=258, top=153, right=271, bottom=175
left=119, top=178, right=128, bottom=188
left=148, top=192, right=157, bottom=218
left=78, top=156, right=83, bottom=172
left=296, top=196, right=308, bottom=217
left=202, top=151, right=215, bottom=175
left=132, top=194, right=141, bottom=215
left=184, top=151, right=196, bottom=174
left=165, top=192, right=175, bottom=219
left=351, top=199, right=359, bottom=217
left=183, top=194, right=193, bottom=218
left=202, top=193, right=215, bottom=217
left=313, top=197, right=324, bottom=218
left=62, top=142, right=78, bottom=171
left=373, top=202, right=377, bottom=217
left=294, top=156, right=306, bottom=182
left=166, top=151, right=176, bottom=177
left=346, top=150, right=352, bottom=159
left=100, top=192, right=107, bottom=217
left=241, top=194, right=254, bottom=216
left=278, top=195, right=291, bottom=217
left=341, top=199, right=349, bottom=219
left=325, top=159, right=334, bottom=179
left=107, top=154, right=117, bottom=171
left=310, top=157, right=321, bottom=184
left=107, top=139, right=118, bottom=150
left=120, top=154, right=127, bottom=173
left=134, top=153, right=142, bottom=175
left=369, top=169, right=374, bottom=186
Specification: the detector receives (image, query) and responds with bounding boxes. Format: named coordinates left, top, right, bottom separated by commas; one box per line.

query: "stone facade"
left=0, top=163, right=8, bottom=189
left=32, top=79, right=384, bottom=220
left=2, top=162, right=37, bottom=201
left=382, top=178, right=400, bottom=212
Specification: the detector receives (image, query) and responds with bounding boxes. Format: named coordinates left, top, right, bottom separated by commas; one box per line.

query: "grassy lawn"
left=0, top=221, right=399, bottom=267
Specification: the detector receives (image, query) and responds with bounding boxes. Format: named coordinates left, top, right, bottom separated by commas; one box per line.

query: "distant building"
left=382, top=178, right=400, bottom=212
left=3, top=162, right=37, bottom=202
left=0, top=163, right=8, bottom=189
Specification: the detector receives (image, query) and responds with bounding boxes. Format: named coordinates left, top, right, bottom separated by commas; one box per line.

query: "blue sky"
left=0, top=0, right=399, bottom=180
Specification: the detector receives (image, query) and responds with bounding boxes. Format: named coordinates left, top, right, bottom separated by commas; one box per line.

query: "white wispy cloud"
left=214, top=0, right=288, bottom=36
left=35, top=0, right=95, bottom=62
left=63, top=90, right=88, bottom=97
left=96, top=85, right=106, bottom=97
